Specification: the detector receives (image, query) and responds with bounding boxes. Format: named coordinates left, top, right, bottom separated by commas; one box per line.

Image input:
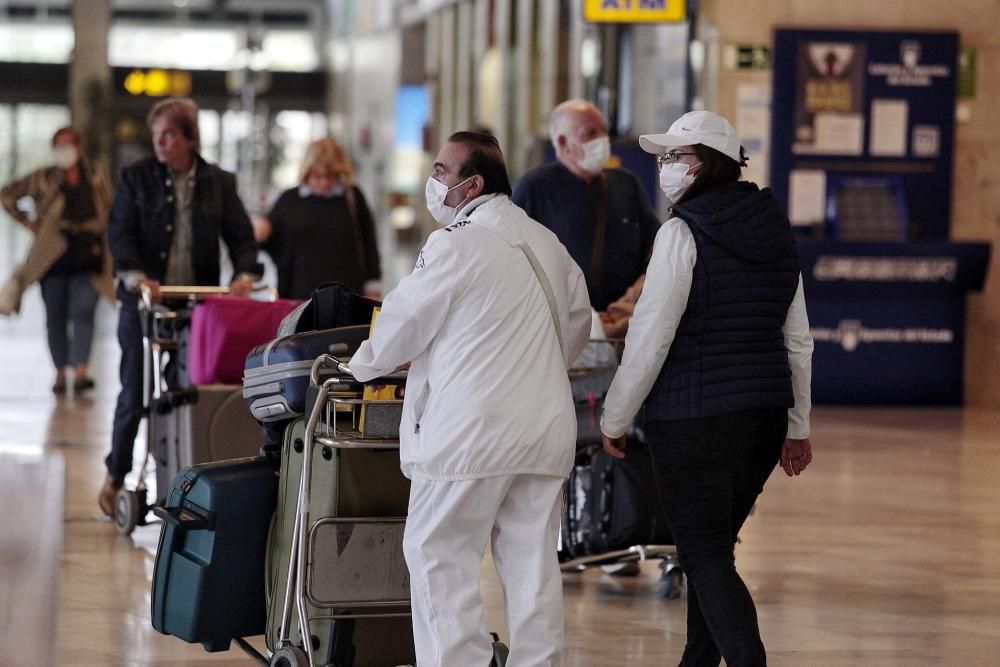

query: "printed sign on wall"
left=771, top=29, right=958, bottom=241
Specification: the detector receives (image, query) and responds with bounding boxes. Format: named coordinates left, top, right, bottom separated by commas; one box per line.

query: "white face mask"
left=577, top=136, right=610, bottom=175
left=659, top=161, right=700, bottom=205
left=53, top=144, right=79, bottom=169
left=425, top=175, right=473, bottom=226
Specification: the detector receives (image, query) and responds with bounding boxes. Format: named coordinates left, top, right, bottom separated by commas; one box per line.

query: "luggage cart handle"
left=139, top=283, right=274, bottom=308
left=309, top=354, right=408, bottom=387
left=310, top=354, right=351, bottom=386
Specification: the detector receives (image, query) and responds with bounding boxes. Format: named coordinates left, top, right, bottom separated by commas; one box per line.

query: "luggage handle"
left=310, top=354, right=408, bottom=386
left=152, top=505, right=212, bottom=531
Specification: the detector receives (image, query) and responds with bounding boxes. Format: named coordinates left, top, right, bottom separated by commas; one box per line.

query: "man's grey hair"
left=548, top=99, right=603, bottom=146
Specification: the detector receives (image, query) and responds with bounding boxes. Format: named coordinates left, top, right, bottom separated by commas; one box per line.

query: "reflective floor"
left=2, top=289, right=999, bottom=666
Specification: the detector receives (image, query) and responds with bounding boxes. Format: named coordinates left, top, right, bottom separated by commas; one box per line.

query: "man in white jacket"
left=350, top=131, right=591, bottom=667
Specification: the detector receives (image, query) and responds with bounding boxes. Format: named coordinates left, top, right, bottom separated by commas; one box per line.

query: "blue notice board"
left=799, top=241, right=990, bottom=405
left=771, top=29, right=958, bottom=241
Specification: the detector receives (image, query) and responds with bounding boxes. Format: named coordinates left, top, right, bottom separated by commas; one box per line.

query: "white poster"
left=736, top=83, right=772, bottom=187
left=788, top=169, right=826, bottom=226
left=912, top=125, right=941, bottom=157
left=813, top=113, right=864, bottom=155
left=870, top=99, right=908, bottom=156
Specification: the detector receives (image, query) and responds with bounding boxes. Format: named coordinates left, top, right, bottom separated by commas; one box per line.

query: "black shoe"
left=74, top=376, right=96, bottom=392
left=52, top=378, right=67, bottom=394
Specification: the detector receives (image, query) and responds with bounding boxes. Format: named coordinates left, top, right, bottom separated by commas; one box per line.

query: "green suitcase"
left=265, top=417, right=416, bottom=666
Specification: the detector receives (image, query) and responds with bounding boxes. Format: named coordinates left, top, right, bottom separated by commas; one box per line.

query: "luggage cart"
left=115, top=285, right=233, bottom=535
left=117, top=284, right=279, bottom=535
left=560, top=342, right=686, bottom=600
left=267, top=354, right=508, bottom=667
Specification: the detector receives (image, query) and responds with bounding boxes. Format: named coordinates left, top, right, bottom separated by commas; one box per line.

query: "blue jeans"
left=107, top=293, right=181, bottom=482
left=108, top=295, right=143, bottom=482
left=39, top=272, right=99, bottom=370
left=646, top=408, right=787, bottom=667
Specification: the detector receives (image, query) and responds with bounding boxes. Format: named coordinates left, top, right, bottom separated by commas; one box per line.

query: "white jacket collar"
left=454, top=192, right=501, bottom=222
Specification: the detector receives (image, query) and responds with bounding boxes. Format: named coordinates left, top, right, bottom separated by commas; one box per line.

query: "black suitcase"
left=150, top=457, right=278, bottom=652
left=243, top=325, right=370, bottom=423
left=561, top=441, right=673, bottom=559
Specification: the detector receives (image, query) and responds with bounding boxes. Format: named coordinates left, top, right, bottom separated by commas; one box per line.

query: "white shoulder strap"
left=518, top=243, right=565, bottom=358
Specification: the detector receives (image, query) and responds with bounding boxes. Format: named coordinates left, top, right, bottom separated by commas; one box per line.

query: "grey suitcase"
left=152, top=384, right=264, bottom=504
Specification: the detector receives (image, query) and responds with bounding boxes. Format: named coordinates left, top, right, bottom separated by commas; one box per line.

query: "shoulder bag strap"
left=344, top=186, right=369, bottom=280
left=518, top=243, right=565, bottom=359
left=587, top=173, right=608, bottom=304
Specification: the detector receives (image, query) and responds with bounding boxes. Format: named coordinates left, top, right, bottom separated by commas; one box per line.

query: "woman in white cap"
left=599, top=110, right=814, bottom=667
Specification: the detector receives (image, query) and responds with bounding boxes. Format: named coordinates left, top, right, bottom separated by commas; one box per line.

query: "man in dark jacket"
left=513, top=99, right=660, bottom=336
left=100, top=97, right=260, bottom=517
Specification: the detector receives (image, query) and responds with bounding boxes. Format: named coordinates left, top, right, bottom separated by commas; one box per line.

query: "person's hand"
left=229, top=277, right=253, bottom=298
left=606, top=299, right=635, bottom=318
left=623, top=274, right=645, bottom=302
left=780, top=437, right=812, bottom=476
left=600, top=313, right=629, bottom=338
left=602, top=432, right=628, bottom=459
left=250, top=215, right=272, bottom=243
left=140, top=278, right=161, bottom=303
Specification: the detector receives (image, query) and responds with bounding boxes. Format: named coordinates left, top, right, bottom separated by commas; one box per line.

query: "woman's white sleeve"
left=600, top=220, right=696, bottom=439
left=783, top=274, right=813, bottom=439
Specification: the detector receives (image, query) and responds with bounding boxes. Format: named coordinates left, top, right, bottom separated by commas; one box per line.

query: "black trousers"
left=646, top=408, right=787, bottom=667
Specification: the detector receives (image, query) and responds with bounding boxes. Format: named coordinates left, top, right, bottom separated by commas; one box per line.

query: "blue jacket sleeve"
left=218, top=171, right=261, bottom=277
left=107, top=168, right=145, bottom=274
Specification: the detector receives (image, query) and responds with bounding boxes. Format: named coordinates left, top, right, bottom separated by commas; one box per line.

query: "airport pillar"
left=70, top=0, right=113, bottom=167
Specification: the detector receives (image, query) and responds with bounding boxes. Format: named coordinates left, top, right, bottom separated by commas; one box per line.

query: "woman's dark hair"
left=51, top=126, right=82, bottom=147
left=448, top=130, right=512, bottom=196
left=677, top=144, right=746, bottom=204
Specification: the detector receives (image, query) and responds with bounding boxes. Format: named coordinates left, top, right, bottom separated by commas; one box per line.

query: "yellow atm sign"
left=584, top=0, right=685, bottom=23
left=123, top=69, right=192, bottom=97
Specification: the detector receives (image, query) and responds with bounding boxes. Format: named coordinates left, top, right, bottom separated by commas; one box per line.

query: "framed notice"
left=770, top=29, right=958, bottom=241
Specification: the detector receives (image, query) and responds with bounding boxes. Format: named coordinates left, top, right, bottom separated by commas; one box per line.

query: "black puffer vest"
left=645, top=181, right=801, bottom=422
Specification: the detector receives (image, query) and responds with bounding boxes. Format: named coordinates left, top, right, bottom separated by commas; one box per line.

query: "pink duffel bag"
left=188, top=296, right=302, bottom=385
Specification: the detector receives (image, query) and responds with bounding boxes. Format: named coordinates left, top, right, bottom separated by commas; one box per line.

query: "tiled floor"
left=2, top=291, right=1000, bottom=665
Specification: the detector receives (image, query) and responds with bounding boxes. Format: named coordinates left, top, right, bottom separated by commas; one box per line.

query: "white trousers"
left=404, top=473, right=565, bottom=667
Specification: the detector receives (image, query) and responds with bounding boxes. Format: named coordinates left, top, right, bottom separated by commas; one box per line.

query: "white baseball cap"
left=639, top=110, right=742, bottom=163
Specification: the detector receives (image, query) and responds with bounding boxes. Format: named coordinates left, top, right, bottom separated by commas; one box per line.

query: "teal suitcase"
left=151, top=456, right=278, bottom=652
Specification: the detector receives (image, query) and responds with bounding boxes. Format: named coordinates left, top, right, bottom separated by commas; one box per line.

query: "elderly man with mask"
left=513, top=99, right=659, bottom=337
left=349, top=131, right=591, bottom=667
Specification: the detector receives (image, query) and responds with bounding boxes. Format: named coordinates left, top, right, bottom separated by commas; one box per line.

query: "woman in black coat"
left=255, top=137, right=381, bottom=300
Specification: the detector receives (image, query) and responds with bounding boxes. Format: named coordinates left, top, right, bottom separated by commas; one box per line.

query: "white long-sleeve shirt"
left=600, top=217, right=814, bottom=440
left=350, top=194, right=592, bottom=481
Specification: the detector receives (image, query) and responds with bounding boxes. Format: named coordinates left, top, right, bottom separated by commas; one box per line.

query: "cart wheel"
left=658, top=566, right=685, bottom=600
left=490, top=632, right=510, bottom=666
left=270, top=646, right=309, bottom=667
left=114, top=489, right=142, bottom=536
